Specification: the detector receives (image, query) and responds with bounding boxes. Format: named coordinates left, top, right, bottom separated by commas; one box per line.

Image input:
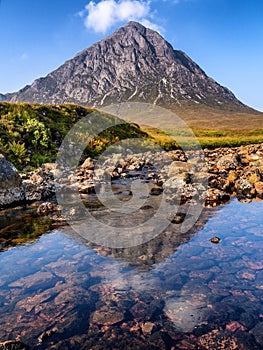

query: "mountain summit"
left=1, top=22, right=253, bottom=113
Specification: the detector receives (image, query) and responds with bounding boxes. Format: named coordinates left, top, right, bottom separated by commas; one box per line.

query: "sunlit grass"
left=142, top=125, right=263, bottom=150
left=193, top=128, right=263, bottom=148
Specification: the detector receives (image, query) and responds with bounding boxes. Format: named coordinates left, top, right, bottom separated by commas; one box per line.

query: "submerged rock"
left=0, top=341, right=29, bottom=350
left=141, top=322, right=156, bottom=335
left=197, top=329, right=239, bottom=350
left=37, top=329, right=55, bottom=344
left=91, top=306, right=125, bottom=325
left=250, top=322, right=263, bottom=346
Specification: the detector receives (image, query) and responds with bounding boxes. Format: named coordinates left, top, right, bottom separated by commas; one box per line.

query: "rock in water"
left=210, top=237, right=221, bottom=244
left=91, top=306, right=124, bottom=325
left=141, top=322, right=155, bottom=335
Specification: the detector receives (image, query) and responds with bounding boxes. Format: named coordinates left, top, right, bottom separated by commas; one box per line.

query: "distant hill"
left=2, top=21, right=263, bottom=129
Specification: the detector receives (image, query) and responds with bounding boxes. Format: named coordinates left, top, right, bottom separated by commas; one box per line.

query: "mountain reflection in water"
left=0, top=199, right=263, bottom=349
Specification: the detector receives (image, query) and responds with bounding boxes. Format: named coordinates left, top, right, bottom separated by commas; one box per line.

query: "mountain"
left=2, top=21, right=262, bottom=128
left=0, top=94, right=7, bottom=102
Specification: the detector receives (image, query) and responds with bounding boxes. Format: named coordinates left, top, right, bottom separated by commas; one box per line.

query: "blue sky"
left=0, top=0, right=262, bottom=111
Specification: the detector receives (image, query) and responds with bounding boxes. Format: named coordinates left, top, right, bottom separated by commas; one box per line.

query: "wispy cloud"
left=80, top=0, right=163, bottom=34
left=20, top=53, right=29, bottom=61
left=140, top=18, right=164, bottom=33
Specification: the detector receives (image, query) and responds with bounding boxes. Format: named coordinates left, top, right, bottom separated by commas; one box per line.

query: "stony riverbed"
left=0, top=144, right=263, bottom=349
left=1, top=143, right=263, bottom=211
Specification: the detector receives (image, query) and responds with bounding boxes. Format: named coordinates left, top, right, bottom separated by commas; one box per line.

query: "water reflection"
left=82, top=206, right=216, bottom=270
left=0, top=200, right=262, bottom=349
left=0, top=205, right=55, bottom=252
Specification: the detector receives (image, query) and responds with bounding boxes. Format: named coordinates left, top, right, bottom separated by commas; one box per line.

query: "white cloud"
left=82, top=0, right=163, bottom=34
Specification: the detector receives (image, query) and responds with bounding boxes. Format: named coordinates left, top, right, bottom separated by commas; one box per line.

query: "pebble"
left=210, top=237, right=221, bottom=244
left=141, top=322, right=155, bottom=335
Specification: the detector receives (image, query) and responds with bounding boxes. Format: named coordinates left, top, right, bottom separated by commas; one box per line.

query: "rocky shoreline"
left=1, top=143, right=263, bottom=214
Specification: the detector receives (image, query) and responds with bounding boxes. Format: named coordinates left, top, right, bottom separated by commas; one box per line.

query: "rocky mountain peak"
left=2, top=21, right=248, bottom=111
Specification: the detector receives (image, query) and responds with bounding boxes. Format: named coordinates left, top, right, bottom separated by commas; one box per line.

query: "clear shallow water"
left=0, top=199, right=263, bottom=349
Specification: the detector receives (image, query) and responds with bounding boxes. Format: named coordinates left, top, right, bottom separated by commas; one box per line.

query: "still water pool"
left=0, top=199, right=263, bottom=349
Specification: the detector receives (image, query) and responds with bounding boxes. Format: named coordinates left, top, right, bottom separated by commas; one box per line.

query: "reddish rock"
left=255, top=181, right=263, bottom=198
left=197, top=329, right=239, bottom=349
left=226, top=321, right=247, bottom=333
left=91, top=307, right=124, bottom=325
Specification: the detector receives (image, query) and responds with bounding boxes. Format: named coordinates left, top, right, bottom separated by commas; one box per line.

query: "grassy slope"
left=0, top=102, right=178, bottom=170
left=172, top=104, right=263, bottom=148
left=136, top=103, right=263, bottom=149
left=171, top=103, right=263, bottom=129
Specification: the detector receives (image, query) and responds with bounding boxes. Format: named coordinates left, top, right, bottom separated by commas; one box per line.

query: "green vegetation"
left=140, top=125, right=179, bottom=150
left=0, top=102, right=178, bottom=171
left=0, top=102, right=91, bottom=169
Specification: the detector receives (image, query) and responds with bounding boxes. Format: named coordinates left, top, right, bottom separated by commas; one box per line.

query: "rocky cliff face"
left=4, top=22, right=248, bottom=110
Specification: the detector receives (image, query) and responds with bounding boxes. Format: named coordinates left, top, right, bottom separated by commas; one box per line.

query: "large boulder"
left=0, top=154, right=24, bottom=207
left=0, top=154, right=22, bottom=190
